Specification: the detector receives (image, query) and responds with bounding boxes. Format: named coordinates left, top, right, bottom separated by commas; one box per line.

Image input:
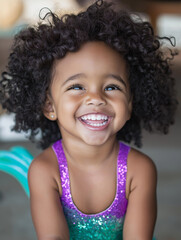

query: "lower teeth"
left=87, top=121, right=107, bottom=127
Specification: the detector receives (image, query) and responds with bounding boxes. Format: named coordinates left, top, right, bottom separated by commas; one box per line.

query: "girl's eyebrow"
left=106, top=74, right=127, bottom=88
left=62, top=73, right=86, bottom=85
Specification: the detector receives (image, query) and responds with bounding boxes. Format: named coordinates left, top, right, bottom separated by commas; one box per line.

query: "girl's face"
left=44, top=41, right=132, bottom=146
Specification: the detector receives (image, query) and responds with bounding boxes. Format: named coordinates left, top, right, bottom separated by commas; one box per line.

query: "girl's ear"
left=43, top=94, right=57, bottom=121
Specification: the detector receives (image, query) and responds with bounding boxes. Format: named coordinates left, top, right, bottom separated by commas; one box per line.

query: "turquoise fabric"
left=0, top=146, right=33, bottom=197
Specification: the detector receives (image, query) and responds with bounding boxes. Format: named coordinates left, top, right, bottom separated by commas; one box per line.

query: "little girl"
left=0, top=1, right=178, bottom=239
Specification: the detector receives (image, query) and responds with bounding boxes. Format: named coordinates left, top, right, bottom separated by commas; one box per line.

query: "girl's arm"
left=28, top=149, right=69, bottom=240
left=123, top=149, right=157, bottom=240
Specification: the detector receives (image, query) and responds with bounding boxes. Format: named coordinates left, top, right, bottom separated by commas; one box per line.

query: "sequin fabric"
left=52, top=140, right=130, bottom=240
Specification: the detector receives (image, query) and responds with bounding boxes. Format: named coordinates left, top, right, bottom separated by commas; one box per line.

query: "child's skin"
left=28, top=41, right=157, bottom=240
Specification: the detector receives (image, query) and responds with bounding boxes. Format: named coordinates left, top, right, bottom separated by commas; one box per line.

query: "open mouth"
left=79, top=113, right=110, bottom=130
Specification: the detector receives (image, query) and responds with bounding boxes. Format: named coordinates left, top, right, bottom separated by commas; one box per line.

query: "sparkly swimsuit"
left=52, top=140, right=130, bottom=240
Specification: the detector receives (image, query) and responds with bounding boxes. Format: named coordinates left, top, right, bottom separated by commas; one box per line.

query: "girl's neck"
left=61, top=136, right=119, bottom=169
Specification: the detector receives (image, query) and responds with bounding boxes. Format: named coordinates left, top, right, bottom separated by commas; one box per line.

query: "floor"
left=0, top=54, right=181, bottom=240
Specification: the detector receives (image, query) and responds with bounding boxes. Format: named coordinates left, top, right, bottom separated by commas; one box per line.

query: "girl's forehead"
left=65, top=41, right=125, bottom=62
left=53, top=41, right=128, bottom=78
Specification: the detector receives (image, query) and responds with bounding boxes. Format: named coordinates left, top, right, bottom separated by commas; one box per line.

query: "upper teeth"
left=81, top=114, right=108, bottom=121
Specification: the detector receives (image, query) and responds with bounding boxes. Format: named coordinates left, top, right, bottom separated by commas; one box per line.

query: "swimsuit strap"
left=116, top=142, right=130, bottom=217
left=52, top=140, right=71, bottom=206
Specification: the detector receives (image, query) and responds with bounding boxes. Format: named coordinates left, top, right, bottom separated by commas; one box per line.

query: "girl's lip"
left=78, top=113, right=112, bottom=131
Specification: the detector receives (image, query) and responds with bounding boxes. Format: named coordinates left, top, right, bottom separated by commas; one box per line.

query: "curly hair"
left=0, top=0, right=178, bottom=149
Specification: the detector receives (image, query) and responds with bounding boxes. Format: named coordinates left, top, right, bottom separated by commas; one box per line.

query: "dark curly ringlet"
left=0, top=0, right=178, bottom=149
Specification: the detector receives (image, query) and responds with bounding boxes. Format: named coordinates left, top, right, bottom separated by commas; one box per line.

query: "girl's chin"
left=79, top=132, right=112, bottom=146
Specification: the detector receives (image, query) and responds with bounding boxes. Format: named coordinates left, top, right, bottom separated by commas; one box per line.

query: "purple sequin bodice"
left=53, top=140, right=130, bottom=240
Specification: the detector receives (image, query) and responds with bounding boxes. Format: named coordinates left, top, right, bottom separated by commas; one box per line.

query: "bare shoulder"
left=128, top=148, right=157, bottom=175
left=29, top=147, right=55, bottom=179
left=28, top=146, right=61, bottom=194
left=126, top=147, right=157, bottom=198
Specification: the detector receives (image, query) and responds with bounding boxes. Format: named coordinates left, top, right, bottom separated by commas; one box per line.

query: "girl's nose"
left=85, top=92, right=106, bottom=106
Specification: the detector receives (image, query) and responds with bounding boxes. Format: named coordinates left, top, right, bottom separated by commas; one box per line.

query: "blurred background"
left=0, top=0, right=181, bottom=239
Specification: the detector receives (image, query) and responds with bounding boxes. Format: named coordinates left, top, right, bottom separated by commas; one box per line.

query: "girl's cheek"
left=66, top=92, right=85, bottom=101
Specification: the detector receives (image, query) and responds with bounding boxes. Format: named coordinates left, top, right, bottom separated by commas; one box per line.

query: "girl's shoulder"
left=126, top=147, right=157, bottom=199
left=29, top=147, right=57, bottom=175
left=28, top=146, right=62, bottom=195
left=128, top=147, right=157, bottom=173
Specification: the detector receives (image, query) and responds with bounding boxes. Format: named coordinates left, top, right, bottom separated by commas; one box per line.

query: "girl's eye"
left=105, top=84, right=121, bottom=91
left=67, top=84, right=85, bottom=91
